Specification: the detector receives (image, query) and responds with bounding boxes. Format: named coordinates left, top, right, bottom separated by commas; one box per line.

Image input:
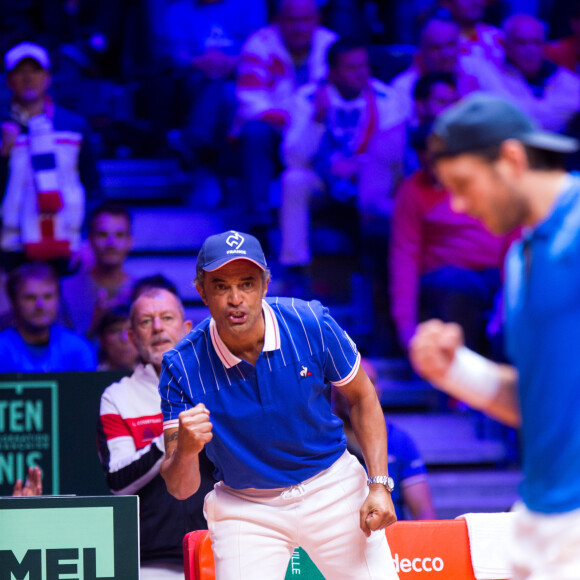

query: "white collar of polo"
left=209, top=299, right=281, bottom=368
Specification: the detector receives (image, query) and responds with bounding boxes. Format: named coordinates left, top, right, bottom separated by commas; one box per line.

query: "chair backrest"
left=387, top=520, right=476, bottom=578
left=183, top=519, right=509, bottom=579
left=183, top=530, right=214, bottom=580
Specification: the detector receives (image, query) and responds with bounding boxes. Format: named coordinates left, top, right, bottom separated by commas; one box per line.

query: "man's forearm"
left=485, top=364, right=521, bottom=427
left=349, top=391, right=389, bottom=478
left=438, top=348, right=521, bottom=427
left=349, top=388, right=398, bottom=534
left=160, top=433, right=202, bottom=500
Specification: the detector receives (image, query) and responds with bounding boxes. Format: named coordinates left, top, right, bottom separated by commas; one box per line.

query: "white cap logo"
left=226, top=231, right=245, bottom=250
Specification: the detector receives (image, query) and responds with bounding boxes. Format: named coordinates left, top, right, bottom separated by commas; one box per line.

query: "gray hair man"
left=98, top=288, right=215, bottom=579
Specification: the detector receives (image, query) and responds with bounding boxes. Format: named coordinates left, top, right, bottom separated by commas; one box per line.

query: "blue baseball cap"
left=430, top=92, right=579, bottom=158
left=196, top=230, right=267, bottom=273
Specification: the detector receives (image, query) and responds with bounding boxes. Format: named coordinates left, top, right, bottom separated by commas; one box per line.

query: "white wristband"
left=440, top=346, right=501, bottom=409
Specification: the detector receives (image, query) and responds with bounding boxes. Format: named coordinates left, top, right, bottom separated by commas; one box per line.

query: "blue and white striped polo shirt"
left=159, top=297, right=360, bottom=489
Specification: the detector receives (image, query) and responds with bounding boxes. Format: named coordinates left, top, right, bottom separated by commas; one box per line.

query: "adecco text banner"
left=386, top=520, right=477, bottom=579
left=286, top=520, right=480, bottom=579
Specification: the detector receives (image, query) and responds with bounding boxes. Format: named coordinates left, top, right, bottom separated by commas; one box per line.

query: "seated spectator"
left=0, top=262, right=96, bottom=371
left=0, top=42, right=101, bottom=275
left=389, top=120, right=513, bottom=355
left=61, top=203, right=134, bottom=339
left=333, top=357, right=436, bottom=520
left=544, top=0, right=580, bottom=73
left=12, top=465, right=43, bottom=496
left=413, top=72, right=460, bottom=124
left=155, top=0, right=268, bottom=168
left=440, top=0, right=504, bottom=63
left=97, top=287, right=215, bottom=579
left=476, top=14, right=580, bottom=133
left=95, top=304, right=138, bottom=372
left=405, top=72, right=460, bottom=172
left=279, top=38, right=407, bottom=273
left=234, top=0, right=337, bottom=223
left=389, top=18, right=481, bottom=125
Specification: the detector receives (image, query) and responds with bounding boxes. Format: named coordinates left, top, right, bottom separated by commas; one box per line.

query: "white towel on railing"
left=457, top=512, right=516, bottom=579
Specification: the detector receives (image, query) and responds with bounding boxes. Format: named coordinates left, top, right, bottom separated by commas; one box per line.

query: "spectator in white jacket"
left=440, top=0, right=504, bottom=63
left=279, top=38, right=407, bottom=277
left=476, top=13, right=580, bottom=132
left=233, top=0, right=337, bottom=225
left=389, top=18, right=481, bottom=126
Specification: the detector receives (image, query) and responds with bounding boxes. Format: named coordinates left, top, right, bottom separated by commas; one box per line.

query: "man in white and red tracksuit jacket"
left=97, top=287, right=216, bottom=579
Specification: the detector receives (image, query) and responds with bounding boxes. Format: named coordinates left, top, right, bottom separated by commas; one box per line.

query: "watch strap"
left=367, top=475, right=394, bottom=491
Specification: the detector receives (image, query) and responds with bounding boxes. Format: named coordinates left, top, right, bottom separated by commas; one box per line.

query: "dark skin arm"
left=339, top=364, right=398, bottom=536
left=160, top=403, right=213, bottom=500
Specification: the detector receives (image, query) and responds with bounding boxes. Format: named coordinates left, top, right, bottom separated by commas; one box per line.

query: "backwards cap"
left=430, top=92, right=579, bottom=158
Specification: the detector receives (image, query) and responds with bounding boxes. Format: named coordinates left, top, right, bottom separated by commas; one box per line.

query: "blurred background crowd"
left=5, top=0, right=567, bottom=549
left=3, top=0, right=580, bottom=368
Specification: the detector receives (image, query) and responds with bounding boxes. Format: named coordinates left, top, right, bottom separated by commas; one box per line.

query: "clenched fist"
left=409, top=319, right=464, bottom=384
left=177, top=403, right=213, bottom=455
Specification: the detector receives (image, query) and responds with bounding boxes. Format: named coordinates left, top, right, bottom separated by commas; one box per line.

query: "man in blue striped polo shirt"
left=158, top=230, right=399, bottom=579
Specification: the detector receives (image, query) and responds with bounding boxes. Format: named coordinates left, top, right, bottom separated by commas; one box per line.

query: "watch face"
left=386, top=476, right=395, bottom=492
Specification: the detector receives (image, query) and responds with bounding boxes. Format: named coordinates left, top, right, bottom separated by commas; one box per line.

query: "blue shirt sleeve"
left=317, top=302, right=361, bottom=385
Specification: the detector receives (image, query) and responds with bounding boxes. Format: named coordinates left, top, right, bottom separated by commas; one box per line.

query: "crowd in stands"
left=2, top=0, right=580, bottom=360
left=0, top=0, right=577, bottom=366
left=7, top=1, right=577, bottom=574
left=0, top=0, right=574, bottom=475
left=1, top=0, right=579, bottom=361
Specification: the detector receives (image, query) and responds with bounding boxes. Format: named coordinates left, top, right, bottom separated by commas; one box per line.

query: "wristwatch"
left=367, top=475, right=395, bottom=492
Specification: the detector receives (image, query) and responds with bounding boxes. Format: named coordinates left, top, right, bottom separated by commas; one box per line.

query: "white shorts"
left=204, top=451, right=399, bottom=580
left=511, top=502, right=580, bottom=580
